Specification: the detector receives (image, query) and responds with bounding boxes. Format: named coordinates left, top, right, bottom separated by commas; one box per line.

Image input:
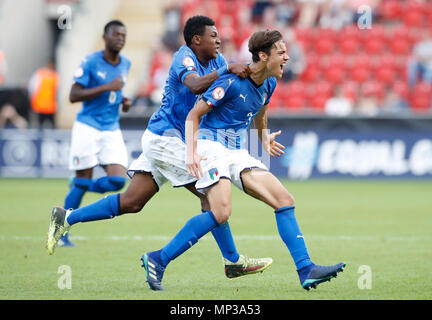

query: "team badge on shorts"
left=212, top=87, right=225, bottom=100
left=209, top=168, right=219, bottom=180
left=73, top=156, right=80, bottom=166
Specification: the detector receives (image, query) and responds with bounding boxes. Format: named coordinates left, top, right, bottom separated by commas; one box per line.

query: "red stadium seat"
left=300, top=65, right=321, bottom=82
left=283, top=81, right=307, bottom=98
left=365, top=39, right=386, bottom=55
left=339, top=39, right=360, bottom=55
left=410, top=95, right=431, bottom=111
left=314, top=39, right=335, bottom=55
left=376, top=68, right=397, bottom=84
left=312, top=81, right=332, bottom=97
left=284, top=94, right=306, bottom=111
left=390, top=39, right=411, bottom=55
left=379, top=0, right=401, bottom=20
left=403, top=11, right=425, bottom=28
left=325, top=67, right=345, bottom=84
left=309, top=94, right=329, bottom=111
left=413, top=82, right=432, bottom=97
left=341, top=81, right=360, bottom=101
left=351, top=67, right=371, bottom=83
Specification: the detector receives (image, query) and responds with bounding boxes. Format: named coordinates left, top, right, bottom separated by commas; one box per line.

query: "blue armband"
left=216, top=65, right=229, bottom=77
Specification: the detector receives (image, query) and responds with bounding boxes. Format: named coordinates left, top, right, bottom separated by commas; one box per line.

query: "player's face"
left=266, top=40, right=289, bottom=79
left=104, top=25, right=127, bottom=53
left=199, top=25, right=221, bottom=60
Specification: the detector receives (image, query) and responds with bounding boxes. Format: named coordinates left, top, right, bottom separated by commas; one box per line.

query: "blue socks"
left=158, top=210, right=219, bottom=267
left=211, top=220, right=240, bottom=262
left=66, top=194, right=121, bottom=225
left=275, top=206, right=313, bottom=270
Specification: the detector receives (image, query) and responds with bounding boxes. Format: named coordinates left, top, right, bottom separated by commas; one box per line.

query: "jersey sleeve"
left=201, top=74, right=238, bottom=108
left=264, top=77, right=277, bottom=105
left=72, top=56, right=91, bottom=87
left=172, top=50, right=199, bottom=83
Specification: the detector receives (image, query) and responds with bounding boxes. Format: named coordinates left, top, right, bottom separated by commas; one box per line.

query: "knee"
left=212, top=202, right=231, bottom=224
left=276, top=190, right=295, bottom=209
left=119, top=193, right=146, bottom=214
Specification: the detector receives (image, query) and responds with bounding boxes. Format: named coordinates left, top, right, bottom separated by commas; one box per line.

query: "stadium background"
left=0, top=0, right=432, bottom=301
left=1, top=0, right=432, bottom=179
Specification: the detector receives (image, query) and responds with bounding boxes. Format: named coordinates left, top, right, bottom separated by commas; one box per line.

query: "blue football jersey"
left=147, top=45, right=227, bottom=140
left=199, top=74, right=277, bottom=150
left=72, top=50, right=131, bottom=131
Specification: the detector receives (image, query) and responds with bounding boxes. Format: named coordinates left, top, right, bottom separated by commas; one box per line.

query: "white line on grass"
left=1, top=235, right=431, bottom=241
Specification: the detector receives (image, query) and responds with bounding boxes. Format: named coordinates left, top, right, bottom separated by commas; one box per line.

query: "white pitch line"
left=0, top=235, right=431, bottom=241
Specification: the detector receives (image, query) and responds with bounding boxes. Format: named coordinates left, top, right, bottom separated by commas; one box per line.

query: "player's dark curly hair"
left=183, top=16, right=215, bottom=46
left=249, top=30, right=283, bottom=62
left=104, top=20, right=125, bottom=34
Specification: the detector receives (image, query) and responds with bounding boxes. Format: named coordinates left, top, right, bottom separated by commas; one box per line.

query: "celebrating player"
left=141, top=29, right=345, bottom=291
left=47, top=16, right=272, bottom=280
left=55, top=20, right=131, bottom=247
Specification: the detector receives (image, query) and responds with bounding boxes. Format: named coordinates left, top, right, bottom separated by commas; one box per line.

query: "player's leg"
left=142, top=179, right=231, bottom=290
left=240, top=169, right=345, bottom=290
left=184, top=182, right=273, bottom=278
left=47, top=172, right=158, bottom=255
left=59, top=167, right=94, bottom=247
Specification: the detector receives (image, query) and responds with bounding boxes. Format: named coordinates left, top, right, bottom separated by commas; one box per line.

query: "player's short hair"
left=248, top=30, right=283, bottom=63
left=104, top=20, right=125, bottom=34
left=183, top=16, right=215, bottom=46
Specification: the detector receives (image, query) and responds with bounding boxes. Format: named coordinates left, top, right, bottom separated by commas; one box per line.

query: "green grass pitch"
left=0, top=178, right=431, bottom=300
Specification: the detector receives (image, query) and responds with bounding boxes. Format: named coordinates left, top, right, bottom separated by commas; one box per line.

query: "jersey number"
left=109, top=91, right=116, bottom=104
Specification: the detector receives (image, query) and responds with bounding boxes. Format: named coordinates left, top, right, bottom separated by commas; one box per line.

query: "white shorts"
left=195, top=139, right=268, bottom=193
left=69, top=121, right=128, bottom=171
left=127, top=130, right=196, bottom=189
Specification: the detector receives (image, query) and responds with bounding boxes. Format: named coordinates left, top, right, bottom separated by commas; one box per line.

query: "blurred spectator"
left=275, top=0, right=298, bottom=26
left=379, top=86, right=409, bottom=115
left=324, top=85, right=353, bottom=116
left=221, top=39, right=239, bottom=63
left=319, top=0, right=354, bottom=30
left=0, top=103, right=28, bottom=129
left=407, top=29, right=432, bottom=87
left=355, top=90, right=379, bottom=116
left=281, top=27, right=306, bottom=82
left=162, top=0, right=183, bottom=51
left=296, top=0, right=325, bottom=28
left=28, top=61, right=59, bottom=129
left=0, top=51, right=29, bottom=129
left=0, top=50, right=7, bottom=85
left=251, top=0, right=274, bottom=24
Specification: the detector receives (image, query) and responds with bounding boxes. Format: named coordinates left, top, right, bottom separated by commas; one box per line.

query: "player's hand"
left=105, top=76, right=124, bottom=91
left=186, top=152, right=207, bottom=180
left=264, top=130, right=285, bottom=157
left=122, top=97, right=132, bottom=112
left=228, top=64, right=251, bottom=79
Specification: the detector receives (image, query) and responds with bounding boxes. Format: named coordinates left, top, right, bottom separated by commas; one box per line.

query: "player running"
left=47, top=16, right=272, bottom=280
left=55, top=20, right=131, bottom=247
left=141, top=29, right=345, bottom=291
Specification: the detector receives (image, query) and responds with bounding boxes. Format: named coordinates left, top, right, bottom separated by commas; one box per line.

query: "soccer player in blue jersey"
left=50, top=20, right=131, bottom=247
left=141, top=30, right=345, bottom=291
left=47, top=16, right=272, bottom=280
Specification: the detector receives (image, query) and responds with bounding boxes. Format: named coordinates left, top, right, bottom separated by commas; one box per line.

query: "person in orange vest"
left=28, top=61, right=59, bottom=128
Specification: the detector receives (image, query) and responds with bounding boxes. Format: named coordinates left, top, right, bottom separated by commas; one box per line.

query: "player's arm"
left=183, top=63, right=250, bottom=95
left=185, top=99, right=212, bottom=179
left=69, top=76, right=124, bottom=103
left=253, top=104, right=285, bottom=157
